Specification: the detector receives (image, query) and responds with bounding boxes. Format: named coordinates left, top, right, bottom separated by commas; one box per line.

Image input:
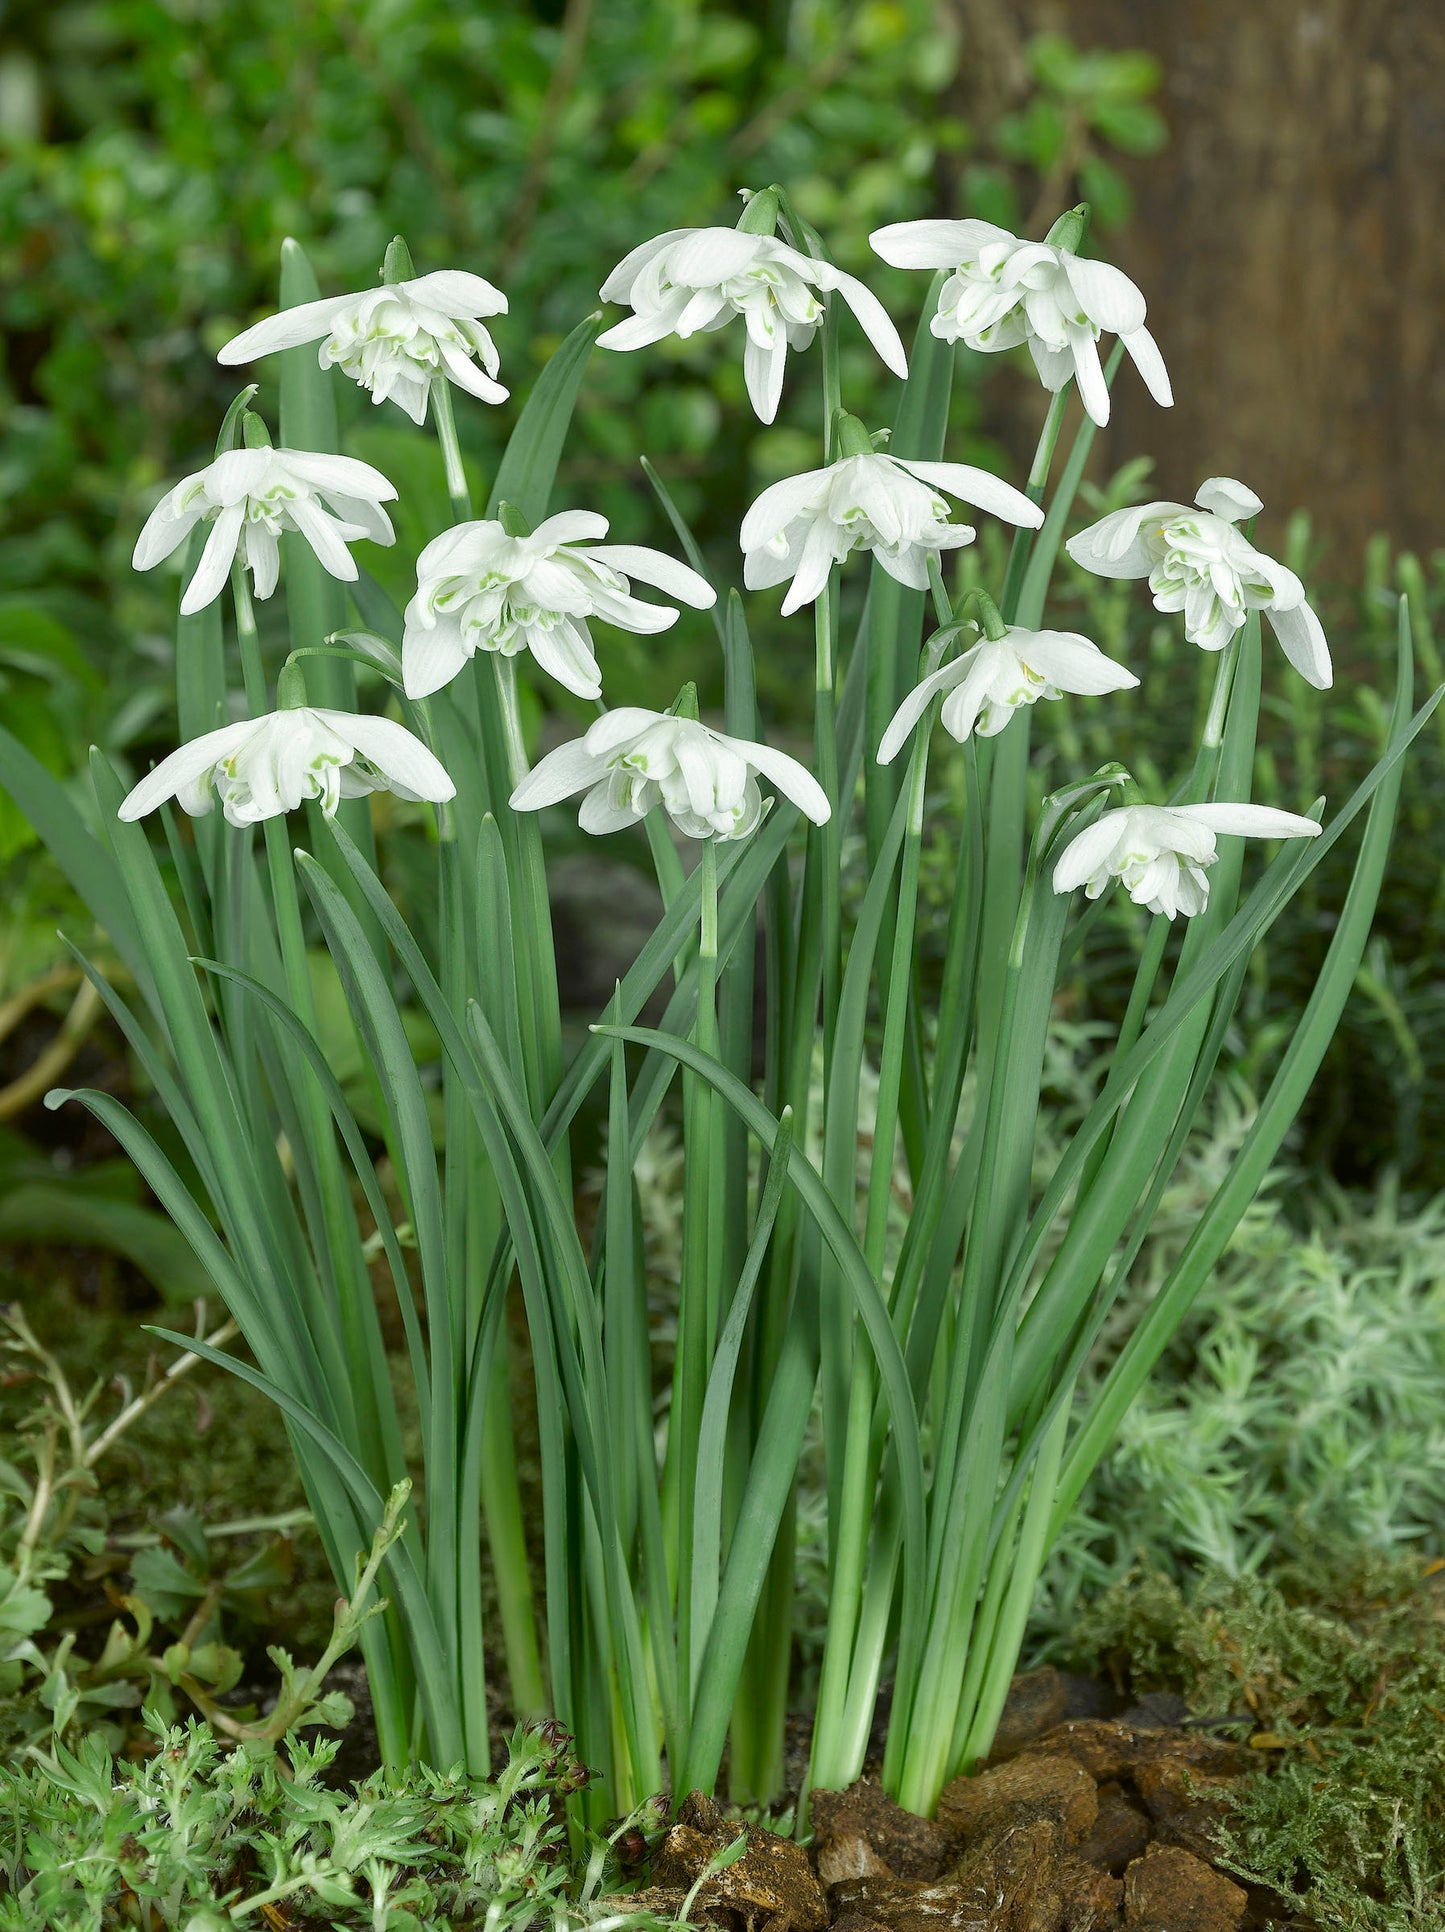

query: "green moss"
left=1070, top=1552, right=1445, bottom=1931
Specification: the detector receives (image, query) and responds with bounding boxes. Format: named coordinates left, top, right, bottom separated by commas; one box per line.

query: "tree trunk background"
left=947, top=0, right=1445, bottom=567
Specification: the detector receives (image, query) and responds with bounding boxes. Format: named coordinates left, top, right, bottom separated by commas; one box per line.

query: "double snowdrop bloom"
left=598, top=209, right=907, bottom=424
left=1066, top=477, right=1331, bottom=689
left=869, top=214, right=1170, bottom=428
left=218, top=270, right=509, bottom=426
left=402, top=512, right=715, bottom=701
left=118, top=708, right=454, bottom=828
left=878, top=623, right=1138, bottom=762
left=133, top=448, right=397, bottom=617
left=1052, top=801, right=1321, bottom=921
left=510, top=707, right=829, bottom=843
left=741, top=440, right=1042, bottom=616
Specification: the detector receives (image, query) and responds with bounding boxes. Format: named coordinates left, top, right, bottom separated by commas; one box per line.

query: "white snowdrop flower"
left=1066, top=477, right=1331, bottom=688
left=741, top=421, right=1042, bottom=616
left=598, top=191, right=907, bottom=424
left=869, top=209, right=1170, bottom=429
left=118, top=707, right=454, bottom=828
left=218, top=269, right=509, bottom=426
left=878, top=622, right=1138, bottom=762
left=132, top=447, right=397, bottom=617
left=509, top=706, right=829, bottom=843
left=1052, top=800, right=1321, bottom=920
left=402, top=510, right=715, bottom=701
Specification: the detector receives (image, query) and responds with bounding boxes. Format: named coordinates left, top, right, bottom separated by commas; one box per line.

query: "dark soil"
left=625, top=1670, right=1280, bottom=1932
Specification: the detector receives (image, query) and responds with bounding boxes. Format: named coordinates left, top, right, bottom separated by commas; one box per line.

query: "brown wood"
left=945, top=0, right=1445, bottom=564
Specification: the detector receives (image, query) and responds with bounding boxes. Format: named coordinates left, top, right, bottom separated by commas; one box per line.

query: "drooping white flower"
left=869, top=214, right=1170, bottom=428
left=118, top=707, right=454, bottom=827
left=1066, top=478, right=1331, bottom=688
left=598, top=217, right=907, bottom=423
left=878, top=623, right=1138, bottom=762
left=218, top=270, right=509, bottom=425
left=403, top=511, right=716, bottom=701
left=509, top=707, right=829, bottom=842
left=133, top=447, right=397, bottom=617
left=741, top=443, right=1042, bottom=616
left=1052, top=800, right=1321, bottom=920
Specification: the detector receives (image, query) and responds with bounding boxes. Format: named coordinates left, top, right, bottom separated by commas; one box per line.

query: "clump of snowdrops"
left=1, top=190, right=1433, bottom=1826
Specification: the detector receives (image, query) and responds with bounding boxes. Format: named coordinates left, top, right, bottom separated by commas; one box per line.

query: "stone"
left=1073, top=1785, right=1152, bottom=1877
left=987, top=1669, right=1070, bottom=1760
left=817, top=1828, right=893, bottom=1886
left=654, top=1793, right=828, bottom=1932
left=1056, top=1856, right=1125, bottom=1932
left=937, top=1755, right=1098, bottom=1849
left=1123, top=1847, right=1247, bottom=1932
left=811, top=1778, right=953, bottom=1881
left=1021, top=1723, right=1247, bottom=1787
left=1132, top=1761, right=1237, bottom=1861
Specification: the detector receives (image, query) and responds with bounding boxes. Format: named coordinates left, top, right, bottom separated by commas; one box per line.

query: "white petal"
left=217, top=294, right=354, bottom=364
left=133, top=484, right=205, bottom=570
left=600, top=230, right=692, bottom=303
left=1017, top=629, right=1139, bottom=695
left=578, top=778, right=645, bottom=834
left=743, top=326, right=788, bottom=424
left=869, top=218, right=1013, bottom=268
left=1066, top=505, right=1177, bottom=580
left=277, top=450, right=398, bottom=504
left=1061, top=254, right=1146, bottom=335
left=1122, top=325, right=1173, bottom=407
left=180, top=502, right=246, bottom=615
left=510, top=738, right=613, bottom=811
left=894, top=459, right=1043, bottom=529
left=1069, top=325, right=1110, bottom=427
left=876, top=659, right=967, bottom=765
left=583, top=706, right=665, bottom=757
left=525, top=619, right=603, bottom=698
left=402, top=619, right=472, bottom=699
left=118, top=720, right=258, bottom=820
left=318, top=711, right=455, bottom=801
left=1182, top=803, right=1322, bottom=839
left=739, top=469, right=829, bottom=551
left=439, top=342, right=509, bottom=406
left=1264, top=600, right=1333, bottom=690
left=595, top=293, right=693, bottom=352
left=585, top=544, right=715, bottom=608
left=532, top=510, right=611, bottom=548
left=780, top=517, right=841, bottom=615
left=824, top=266, right=909, bottom=378
left=1026, top=336, right=1076, bottom=392
left=1052, top=812, right=1128, bottom=893
left=403, top=270, right=508, bottom=318
left=1193, top=476, right=1262, bottom=522
left=287, top=497, right=360, bottom=581
left=248, top=529, right=281, bottom=601
left=666, top=228, right=763, bottom=287
left=727, top=736, right=831, bottom=824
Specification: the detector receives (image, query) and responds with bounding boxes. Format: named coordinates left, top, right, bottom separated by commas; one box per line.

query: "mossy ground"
left=1069, top=1550, right=1445, bottom=1931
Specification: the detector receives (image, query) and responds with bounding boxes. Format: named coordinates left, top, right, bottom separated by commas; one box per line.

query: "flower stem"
left=430, top=377, right=474, bottom=522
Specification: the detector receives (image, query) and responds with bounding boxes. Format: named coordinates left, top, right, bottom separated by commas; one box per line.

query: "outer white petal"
left=877, top=659, right=968, bottom=765
left=1122, top=325, right=1173, bottom=407
left=402, top=620, right=472, bottom=699
left=403, top=270, right=507, bottom=318
left=779, top=517, right=841, bottom=615
left=1026, top=337, right=1076, bottom=391
left=439, top=341, right=509, bottom=406
left=726, top=736, right=831, bottom=825
left=869, top=219, right=1013, bottom=268
left=584, top=545, right=715, bottom=607
left=1195, top=477, right=1263, bottom=522
left=1181, top=803, right=1322, bottom=839
left=133, top=483, right=206, bottom=569
left=600, top=230, right=692, bottom=303
left=1069, top=325, right=1110, bottom=427
left=739, top=469, right=830, bottom=551
left=583, top=706, right=665, bottom=758
left=525, top=619, right=602, bottom=698
left=287, top=498, right=360, bottom=581
left=180, top=501, right=247, bottom=615
left=248, top=529, right=281, bottom=601
left=666, top=228, right=763, bottom=287
left=531, top=510, right=611, bottom=548
left=1264, top=599, right=1333, bottom=690
left=1018, top=629, right=1139, bottom=695
left=595, top=293, right=693, bottom=352
left=280, top=450, right=399, bottom=504
left=317, top=711, right=455, bottom=801
left=893, top=459, right=1043, bottom=529
left=510, top=738, right=616, bottom=812
left=218, top=294, right=355, bottom=364
left=578, top=779, right=646, bottom=834
left=1066, top=504, right=1180, bottom=580
left=743, top=325, right=788, bottom=424
left=118, top=720, right=258, bottom=820
left=1051, top=812, right=1129, bottom=894
left=822, top=266, right=909, bottom=378
left=1060, top=254, right=1146, bottom=335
